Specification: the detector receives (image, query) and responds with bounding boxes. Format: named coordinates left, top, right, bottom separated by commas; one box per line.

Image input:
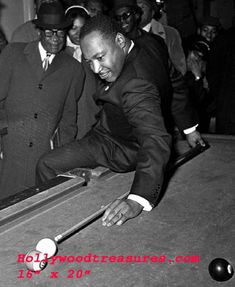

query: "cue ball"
left=208, top=258, right=234, bottom=282
left=24, top=250, right=47, bottom=271
left=36, top=238, right=58, bottom=258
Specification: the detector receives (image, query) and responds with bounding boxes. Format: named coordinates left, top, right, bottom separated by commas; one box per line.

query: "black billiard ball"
left=208, top=258, right=234, bottom=282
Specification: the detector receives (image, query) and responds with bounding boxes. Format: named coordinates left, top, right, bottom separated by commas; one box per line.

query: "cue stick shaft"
left=54, top=142, right=210, bottom=243
left=168, top=142, right=210, bottom=170
left=54, top=191, right=129, bottom=243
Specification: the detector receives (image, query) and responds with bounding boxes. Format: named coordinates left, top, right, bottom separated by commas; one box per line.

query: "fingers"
left=102, top=199, right=143, bottom=227
left=197, top=137, right=206, bottom=147
left=186, top=131, right=206, bottom=148
left=102, top=199, right=129, bottom=227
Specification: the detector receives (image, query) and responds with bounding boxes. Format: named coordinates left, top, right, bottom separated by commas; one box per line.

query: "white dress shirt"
left=38, top=42, right=55, bottom=65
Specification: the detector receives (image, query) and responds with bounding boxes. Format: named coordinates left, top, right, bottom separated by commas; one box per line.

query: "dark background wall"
left=0, top=0, right=234, bottom=41
left=165, top=0, right=235, bottom=37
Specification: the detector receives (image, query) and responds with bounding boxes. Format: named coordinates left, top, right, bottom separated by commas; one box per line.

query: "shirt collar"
left=66, top=36, right=82, bottom=62
left=142, top=22, right=151, bottom=32
left=128, top=40, right=134, bottom=54
left=66, top=36, right=80, bottom=49
left=38, top=42, right=55, bottom=64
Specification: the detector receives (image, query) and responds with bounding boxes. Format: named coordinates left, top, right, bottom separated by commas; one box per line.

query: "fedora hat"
left=33, top=1, right=72, bottom=30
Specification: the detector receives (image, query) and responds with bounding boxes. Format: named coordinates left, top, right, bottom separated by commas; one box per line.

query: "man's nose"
left=206, top=31, right=213, bottom=39
left=92, top=60, right=102, bottom=74
left=51, top=34, right=60, bottom=42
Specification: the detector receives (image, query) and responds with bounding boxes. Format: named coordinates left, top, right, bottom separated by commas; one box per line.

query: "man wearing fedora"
left=11, top=0, right=58, bottom=43
left=0, top=1, right=85, bottom=199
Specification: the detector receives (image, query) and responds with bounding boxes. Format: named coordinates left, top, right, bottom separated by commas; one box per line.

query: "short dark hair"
left=80, top=14, right=124, bottom=43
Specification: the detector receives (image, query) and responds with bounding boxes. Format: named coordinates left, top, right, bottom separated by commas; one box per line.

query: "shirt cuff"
left=183, top=124, right=198, bottom=134
left=128, top=194, right=153, bottom=211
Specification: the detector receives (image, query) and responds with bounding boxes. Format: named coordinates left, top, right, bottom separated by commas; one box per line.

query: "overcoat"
left=0, top=41, right=85, bottom=198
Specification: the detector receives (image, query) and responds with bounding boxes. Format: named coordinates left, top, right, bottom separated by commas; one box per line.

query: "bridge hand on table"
left=186, top=130, right=206, bottom=148
left=102, top=198, right=143, bottom=227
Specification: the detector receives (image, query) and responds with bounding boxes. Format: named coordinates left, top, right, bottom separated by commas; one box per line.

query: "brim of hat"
left=33, top=18, right=72, bottom=29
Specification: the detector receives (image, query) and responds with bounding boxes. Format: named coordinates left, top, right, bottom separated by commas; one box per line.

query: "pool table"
left=0, top=134, right=234, bottom=287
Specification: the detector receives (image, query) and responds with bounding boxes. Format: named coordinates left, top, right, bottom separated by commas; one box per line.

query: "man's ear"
left=197, top=27, right=201, bottom=35
left=115, top=32, right=126, bottom=49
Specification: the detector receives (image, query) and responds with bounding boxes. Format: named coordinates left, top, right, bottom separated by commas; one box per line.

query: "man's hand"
left=186, top=130, right=205, bottom=148
left=102, top=198, right=143, bottom=227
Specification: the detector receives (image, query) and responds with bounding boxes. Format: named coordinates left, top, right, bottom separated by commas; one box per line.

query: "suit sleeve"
left=169, top=59, right=198, bottom=131
left=58, top=63, right=85, bottom=145
left=166, top=28, right=187, bottom=75
left=122, top=78, right=172, bottom=206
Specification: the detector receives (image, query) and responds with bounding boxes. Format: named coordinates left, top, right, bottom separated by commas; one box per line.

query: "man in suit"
left=36, top=15, right=172, bottom=226
left=0, top=1, right=85, bottom=199
left=110, top=0, right=204, bottom=147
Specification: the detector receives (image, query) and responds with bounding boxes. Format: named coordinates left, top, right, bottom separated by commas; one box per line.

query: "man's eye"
left=97, top=56, right=104, bottom=61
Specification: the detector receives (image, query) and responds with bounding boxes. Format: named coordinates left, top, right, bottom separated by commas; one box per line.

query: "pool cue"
left=53, top=142, right=210, bottom=243
left=54, top=191, right=130, bottom=243
left=168, top=141, right=210, bottom=170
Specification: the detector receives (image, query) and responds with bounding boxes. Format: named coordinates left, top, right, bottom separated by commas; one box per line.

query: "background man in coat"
left=36, top=15, right=172, bottom=226
left=0, top=1, right=85, bottom=199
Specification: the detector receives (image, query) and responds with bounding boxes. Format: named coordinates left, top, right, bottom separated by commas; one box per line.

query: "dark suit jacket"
left=0, top=41, right=85, bottom=198
left=133, top=30, right=198, bottom=132
left=93, top=44, right=172, bottom=205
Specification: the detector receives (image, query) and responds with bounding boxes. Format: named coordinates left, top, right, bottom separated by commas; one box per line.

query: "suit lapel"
left=41, top=50, right=67, bottom=80
left=24, top=41, right=68, bottom=81
left=96, top=46, right=140, bottom=106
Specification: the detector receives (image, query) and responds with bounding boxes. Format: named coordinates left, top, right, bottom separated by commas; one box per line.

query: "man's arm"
left=164, top=26, right=187, bottom=76
left=169, top=59, right=205, bottom=147
left=102, top=79, right=172, bottom=226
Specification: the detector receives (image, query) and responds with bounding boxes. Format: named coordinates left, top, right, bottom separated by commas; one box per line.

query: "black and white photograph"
left=0, top=0, right=234, bottom=286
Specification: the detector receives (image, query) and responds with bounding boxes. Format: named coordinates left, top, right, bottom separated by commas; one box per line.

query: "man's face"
left=137, top=0, right=154, bottom=27
left=114, top=7, right=136, bottom=35
left=68, top=17, right=86, bottom=45
left=199, top=25, right=218, bottom=43
left=87, top=1, right=103, bottom=17
left=80, top=31, right=125, bottom=82
left=39, top=29, right=66, bottom=54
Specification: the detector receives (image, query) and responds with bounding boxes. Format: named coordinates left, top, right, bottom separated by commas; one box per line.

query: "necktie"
left=42, top=52, right=51, bottom=71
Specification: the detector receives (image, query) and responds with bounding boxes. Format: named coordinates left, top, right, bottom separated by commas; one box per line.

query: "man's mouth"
left=99, top=71, right=111, bottom=80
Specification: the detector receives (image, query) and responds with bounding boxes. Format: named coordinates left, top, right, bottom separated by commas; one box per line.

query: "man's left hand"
left=186, top=130, right=205, bottom=148
left=102, top=199, right=143, bottom=227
